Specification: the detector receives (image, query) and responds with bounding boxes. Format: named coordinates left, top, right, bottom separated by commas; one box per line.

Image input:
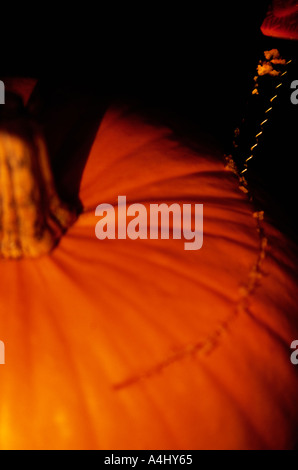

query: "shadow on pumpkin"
left=26, top=79, right=109, bottom=211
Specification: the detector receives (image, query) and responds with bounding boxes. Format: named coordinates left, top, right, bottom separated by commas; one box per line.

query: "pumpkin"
left=261, top=0, right=298, bottom=40
left=0, top=77, right=297, bottom=451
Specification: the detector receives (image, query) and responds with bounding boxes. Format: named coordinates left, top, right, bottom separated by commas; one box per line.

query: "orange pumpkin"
left=261, top=0, right=298, bottom=39
left=0, top=79, right=297, bottom=450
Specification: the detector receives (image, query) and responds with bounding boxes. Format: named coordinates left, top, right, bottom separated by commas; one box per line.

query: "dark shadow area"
left=228, top=37, right=298, bottom=242
left=26, top=80, right=109, bottom=209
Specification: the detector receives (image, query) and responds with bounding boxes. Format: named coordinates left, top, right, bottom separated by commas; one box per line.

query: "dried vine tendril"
left=225, top=48, right=294, bottom=197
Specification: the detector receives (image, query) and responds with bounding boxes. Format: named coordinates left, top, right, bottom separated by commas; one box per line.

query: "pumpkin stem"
left=0, top=94, right=77, bottom=259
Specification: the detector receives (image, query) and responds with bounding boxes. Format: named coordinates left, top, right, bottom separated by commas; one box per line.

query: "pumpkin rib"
left=197, top=360, right=270, bottom=450
left=52, top=239, right=219, bottom=360
left=110, top=181, right=270, bottom=391
left=111, top=306, right=236, bottom=391
left=60, top=230, right=248, bottom=309
left=55, top=248, right=180, bottom=347
left=76, top=114, right=278, bottom=394
left=82, top=158, right=223, bottom=205
left=268, top=243, right=297, bottom=279
left=92, top=129, right=173, bottom=176
left=82, top=195, right=247, bottom=217
left=243, top=303, right=294, bottom=354
left=47, top=227, right=253, bottom=398
left=133, top=169, right=229, bottom=190
left=204, top=316, right=298, bottom=450
left=98, top=242, right=242, bottom=306
left=33, top=252, right=183, bottom=449
left=106, top=171, right=244, bottom=208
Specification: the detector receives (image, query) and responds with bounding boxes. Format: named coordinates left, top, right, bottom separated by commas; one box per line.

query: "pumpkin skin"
left=261, top=0, right=298, bottom=40
left=0, top=81, right=297, bottom=450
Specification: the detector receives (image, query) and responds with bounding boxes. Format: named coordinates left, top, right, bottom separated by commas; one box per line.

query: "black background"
left=1, top=2, right=271, bottom=131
